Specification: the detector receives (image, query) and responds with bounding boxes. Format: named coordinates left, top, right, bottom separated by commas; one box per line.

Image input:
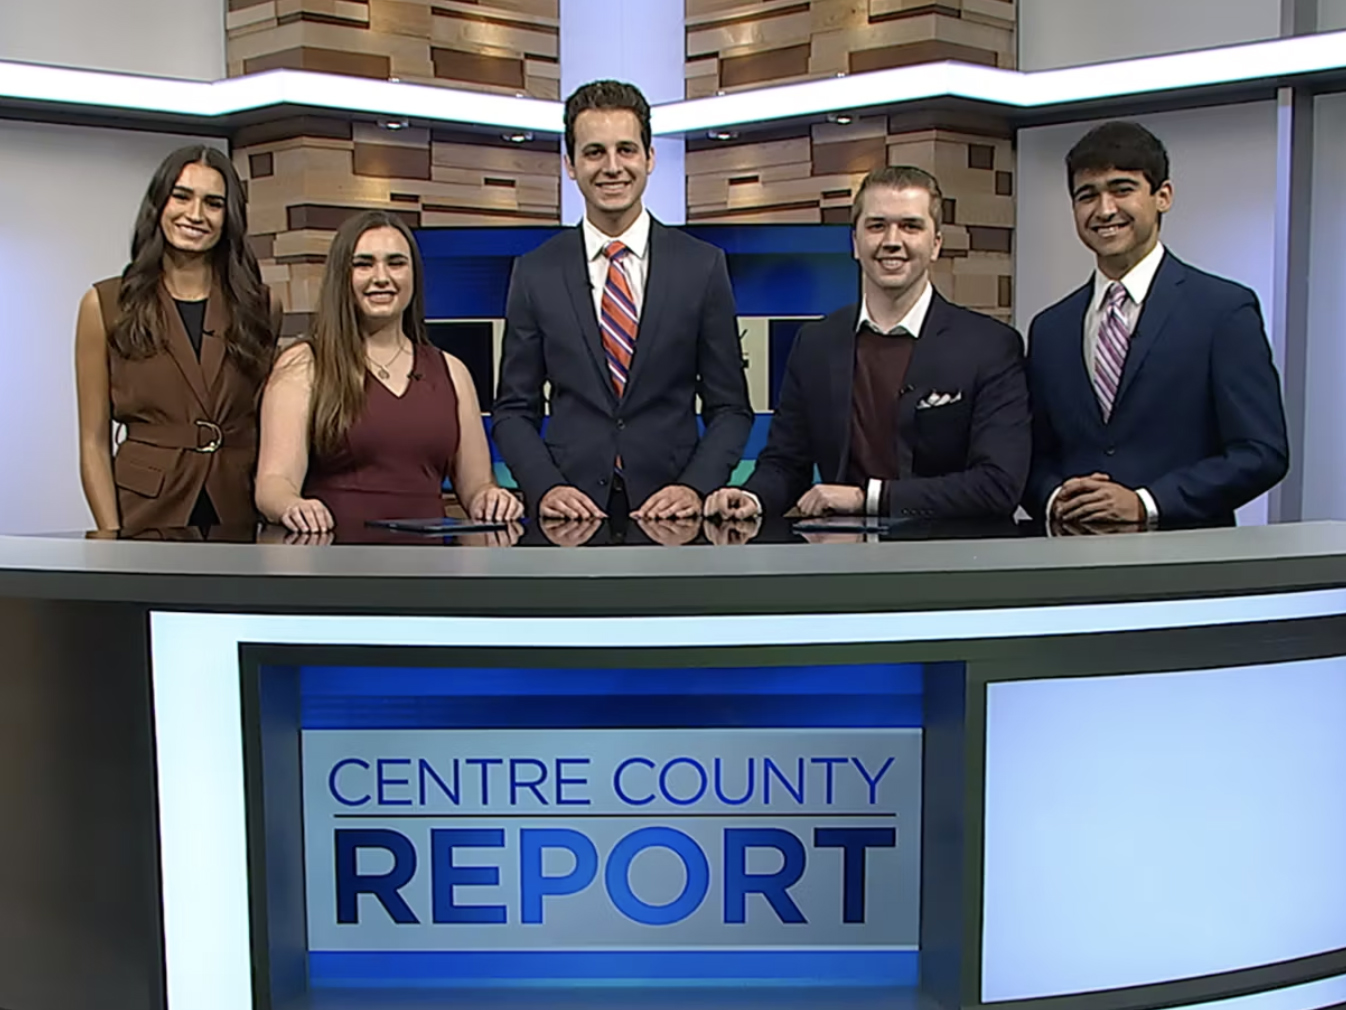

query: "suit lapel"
left=1057, top=281, right=1104, bottom=427
left=623, top=218, right=666, bottom=400
left=827, top=308, right=859, bottom=482
left=560, top=225, right=617, bottom=407
left=157, top=284, right=210, bottom=411
left=895, top=293, right=950, bottom=477
left=1114, top=251, right=1182, bottom=410
left=199, top=282, right=229, bottom=400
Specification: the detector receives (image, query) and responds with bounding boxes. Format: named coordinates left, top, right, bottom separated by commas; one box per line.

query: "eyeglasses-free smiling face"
left=852, top=185, right=943, bottom=299
left=1071, top=167, right=1173, bottom=277
left=565, top=108, right=654, bottom=234
left=159, top=161, right=226, bottom=255
left=350, top=226, right=414, bottom=330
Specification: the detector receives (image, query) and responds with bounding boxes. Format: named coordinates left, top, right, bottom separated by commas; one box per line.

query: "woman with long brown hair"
left=255, top=210, right=520, bottom=533
left=75, top=145, right=277, bottom=531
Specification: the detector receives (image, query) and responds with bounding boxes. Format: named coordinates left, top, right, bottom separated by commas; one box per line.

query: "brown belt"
left=124, top=420, right=256, bottom=453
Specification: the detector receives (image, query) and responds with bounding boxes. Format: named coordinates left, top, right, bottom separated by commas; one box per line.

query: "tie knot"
left=1106, top=281, right=1129, bottom=309
left=604, top=241, right=630, bottom=262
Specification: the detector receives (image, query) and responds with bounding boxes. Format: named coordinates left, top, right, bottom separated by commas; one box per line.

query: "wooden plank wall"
left=227, top=0, right=1017, bottom=330
left=686, top=0, right=1017, bottom=98
left=226, top=0, right=562, bottom=334
left=227, top=0, right=561, bottom=95
left=685, top=0, right=1017, bottom=321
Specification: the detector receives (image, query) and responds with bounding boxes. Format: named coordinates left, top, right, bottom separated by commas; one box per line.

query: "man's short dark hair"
left=851, top=165, right=943, bottom=230
left=1066, top=121, right=1170, bottom=193
left=563, top=80, right=652, bottom=161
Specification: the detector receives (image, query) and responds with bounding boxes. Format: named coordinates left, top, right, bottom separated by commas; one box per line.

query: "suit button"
left=598, top=478, right=608, bottom=487
left=616, top=419, right=625, bottom=430
left=1105, top=446, right=1117, bottom=457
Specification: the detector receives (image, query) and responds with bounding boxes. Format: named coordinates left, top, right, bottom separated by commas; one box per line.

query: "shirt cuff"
left=1044, top=484, right=1065, bottom=533
left=866, top=479, right=882, bottom=518
left=1136, top=487, right=1160, bottom=529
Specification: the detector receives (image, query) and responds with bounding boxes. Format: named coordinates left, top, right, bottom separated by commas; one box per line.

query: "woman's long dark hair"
left=306, top=210, right=428, bottom=458
left=109, top=145, right=273, bottom=382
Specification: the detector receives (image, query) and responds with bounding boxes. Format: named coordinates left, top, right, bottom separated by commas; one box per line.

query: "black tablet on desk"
left=791, top=516, right=894, bottom=534
left=365, top=518, right=512, bottom=535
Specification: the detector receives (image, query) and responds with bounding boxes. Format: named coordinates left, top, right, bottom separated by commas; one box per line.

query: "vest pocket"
left=114, top=448, right=168, bottom=499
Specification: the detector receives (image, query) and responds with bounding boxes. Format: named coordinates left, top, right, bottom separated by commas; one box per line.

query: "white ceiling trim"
left=1, top=30, right=1344, bottom=135
left=655, top=30, right=1346, bottom=133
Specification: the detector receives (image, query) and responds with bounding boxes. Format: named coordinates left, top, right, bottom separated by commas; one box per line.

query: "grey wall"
left=1302, top=92, right=1346, bottom=520
left=559, top=0, right=686, bottom=224
left=0, top=0, right=224, bottom=80
left=0, top=121, right=224, bottom=534
left=1018, top=0, right=1281, bottom=70
left=0, top=0, right=226, bottom=533
left=1014, top=102, right=1282, bottom=524
left=1320, top=0, right=1346, bottom=30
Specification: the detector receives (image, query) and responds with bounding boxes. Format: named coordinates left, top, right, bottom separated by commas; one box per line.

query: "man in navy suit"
left=492, top=80, right=752, bottom=520
left=704, top=165, right=1030, bottom=522
left=1026, top=121, right=1288, bottom=529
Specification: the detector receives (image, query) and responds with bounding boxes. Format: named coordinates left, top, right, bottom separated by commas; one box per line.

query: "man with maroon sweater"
left=705, top=166, right=1030, bottom=522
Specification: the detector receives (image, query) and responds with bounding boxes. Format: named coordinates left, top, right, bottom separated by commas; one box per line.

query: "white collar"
left=582, top=208, right=651, bottom=262
left=1092, top=240, right=1166, bottom=310
left=858, top=278, right=935, bottom=338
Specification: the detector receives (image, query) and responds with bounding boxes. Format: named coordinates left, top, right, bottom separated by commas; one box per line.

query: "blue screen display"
left=417, top=224, right=857, bottom=320
left=299, top=662, right=924, bottom=730
left=269, top=659, right=929, bottom=993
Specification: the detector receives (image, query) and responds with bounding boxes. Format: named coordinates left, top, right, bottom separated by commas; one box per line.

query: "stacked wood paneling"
left=686, top=0, right=1016, bottom=98
left=226, top=0, right=562, bottom=333
left=685, top=0, right=1016, bottom=321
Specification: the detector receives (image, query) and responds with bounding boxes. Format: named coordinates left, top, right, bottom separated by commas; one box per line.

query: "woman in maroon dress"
left=255, top=210, right=520, bottom=533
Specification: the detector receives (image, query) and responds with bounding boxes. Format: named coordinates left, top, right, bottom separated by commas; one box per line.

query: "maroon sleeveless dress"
left=304, top=343, right=460, bottom=533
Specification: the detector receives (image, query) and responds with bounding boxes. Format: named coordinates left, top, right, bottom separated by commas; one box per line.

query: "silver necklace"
left=366, top=342, right=407, bottom=380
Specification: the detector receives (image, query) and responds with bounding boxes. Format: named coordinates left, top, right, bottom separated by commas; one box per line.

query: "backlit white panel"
left=1171, top=972, right=1346, bottom=1010
left=149, top=590, right=1346, bottom=1008
left=982, top=659, right=1346, bottom=1001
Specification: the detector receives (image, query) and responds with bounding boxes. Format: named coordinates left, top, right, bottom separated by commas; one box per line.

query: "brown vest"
left=94, top=277, right=276, bottom=531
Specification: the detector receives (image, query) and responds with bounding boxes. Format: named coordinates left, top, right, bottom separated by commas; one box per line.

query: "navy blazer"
left=1025, top=252, right=1289, bottom=527
left=492, top=219, right=753, bottom=510
left=742, top=292, right=1031, bottom=519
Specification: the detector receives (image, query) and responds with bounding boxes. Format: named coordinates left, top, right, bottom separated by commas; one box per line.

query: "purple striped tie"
left=1093, top=282, right=1131, bottom=420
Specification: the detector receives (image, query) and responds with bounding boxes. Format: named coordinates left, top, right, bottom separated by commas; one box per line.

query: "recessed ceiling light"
left=706, top=129, right=738, bottom=141
left=376, top=116, right=410, bottom=131
left=503, top=130, right=534, bottom=143
left=828, top=112, right=854, bottom=125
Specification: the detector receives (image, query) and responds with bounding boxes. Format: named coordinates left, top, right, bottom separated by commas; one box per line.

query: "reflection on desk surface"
left=45, top=514, right=1158, bottom=547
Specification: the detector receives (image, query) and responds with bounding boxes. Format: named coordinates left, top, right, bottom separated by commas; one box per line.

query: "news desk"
left=0, top=521, right=1344, bottom=1010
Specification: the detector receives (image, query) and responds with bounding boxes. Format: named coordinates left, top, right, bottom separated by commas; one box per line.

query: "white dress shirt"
left=1083, top=240, right=1165, bottom=388
left=857, top=276, right=934, bottom=339
left=582, top=208, right=651, bottom=325
left=1048, top=241, right=1166, bottom=528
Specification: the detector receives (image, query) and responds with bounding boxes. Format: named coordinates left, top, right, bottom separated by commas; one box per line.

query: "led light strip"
left=3, top=30, right=1342, bottom=134
left=0, top=61, right=562, bottom=131
left=655, top=29, right=1346, bottom=133
left=2, top=30, right=1345, bottom=136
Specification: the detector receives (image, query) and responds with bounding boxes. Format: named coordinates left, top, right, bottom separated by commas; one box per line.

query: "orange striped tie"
left=599, top=241, right=638, bottom=396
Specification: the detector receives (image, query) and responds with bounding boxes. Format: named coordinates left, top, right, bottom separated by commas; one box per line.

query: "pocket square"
left=917, top=390, right=963, bottom=409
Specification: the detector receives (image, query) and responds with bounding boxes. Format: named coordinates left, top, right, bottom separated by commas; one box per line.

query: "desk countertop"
left=0, top=521, right=1343, bottom=615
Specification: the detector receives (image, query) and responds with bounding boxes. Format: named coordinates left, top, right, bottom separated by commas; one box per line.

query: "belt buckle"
left=194, top=419, right=223, bottom=453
